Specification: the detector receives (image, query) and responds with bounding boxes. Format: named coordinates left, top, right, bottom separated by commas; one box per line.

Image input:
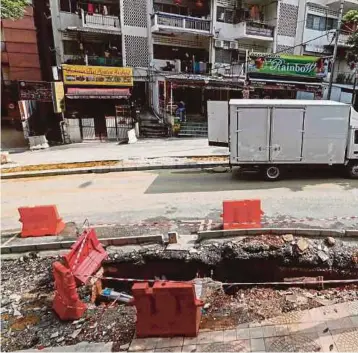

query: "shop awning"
left=65, top=26, right=122, bottom=35
left=66, top=88, right=131, bottom=99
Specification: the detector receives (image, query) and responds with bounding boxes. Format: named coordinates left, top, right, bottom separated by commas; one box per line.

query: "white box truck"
left=208, top=99, right=358, bottom=180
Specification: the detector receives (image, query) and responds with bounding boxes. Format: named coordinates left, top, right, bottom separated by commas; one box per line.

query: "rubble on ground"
left=1, top=255, right=135, bottom=352
left=1, top=233, right=357, bottom=351
left=106, top=234, right=357, bottom=275
left=200, top=281, right=358, bottom=330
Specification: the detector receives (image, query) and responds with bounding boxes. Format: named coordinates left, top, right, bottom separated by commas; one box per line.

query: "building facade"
left=48, top=0, right=357, bottom=137
left=1, top=6, right=43, bottom=149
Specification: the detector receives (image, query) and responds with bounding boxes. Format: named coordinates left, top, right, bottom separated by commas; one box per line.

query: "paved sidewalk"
left=11, top=301, right=358, bottom=352
left=2, top=139, right=228, bottom=168
left=129, top=300, right=358, bottom=352
left=15, top=341, right=113, bottom=352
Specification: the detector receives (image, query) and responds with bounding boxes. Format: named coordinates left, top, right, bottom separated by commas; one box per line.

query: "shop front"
left=246, top=53, right=327, bottom=100
left=62, top=64, right=134, bottom=142
left=161, top=75, right=245, bottom=122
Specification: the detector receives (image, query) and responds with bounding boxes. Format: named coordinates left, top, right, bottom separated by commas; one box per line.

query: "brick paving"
left=14, top=301, right=358, bottom=352
left=128, top=300, right=358, bottom=352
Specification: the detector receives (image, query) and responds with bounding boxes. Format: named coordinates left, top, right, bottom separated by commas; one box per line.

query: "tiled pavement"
left=129, top=300, right=358, bottom=352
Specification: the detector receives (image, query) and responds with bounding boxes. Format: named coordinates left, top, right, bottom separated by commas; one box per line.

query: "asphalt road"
left=2, top=168, right=358, bottom=231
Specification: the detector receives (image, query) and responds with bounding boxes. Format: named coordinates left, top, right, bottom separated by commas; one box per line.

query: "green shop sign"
left=248, top=54, right=327, bottom=78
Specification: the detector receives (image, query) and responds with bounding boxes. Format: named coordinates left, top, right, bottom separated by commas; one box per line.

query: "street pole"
left=327, top=0, right=345, bottom=100
left=352, top=70, right=358, bottom=106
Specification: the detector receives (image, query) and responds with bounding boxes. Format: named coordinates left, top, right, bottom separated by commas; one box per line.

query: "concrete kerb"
left=197, top=227, right=355, bottom=242
left=0, top=162, right=230, bottom=179
left=1, top=234, right=164, bottom=254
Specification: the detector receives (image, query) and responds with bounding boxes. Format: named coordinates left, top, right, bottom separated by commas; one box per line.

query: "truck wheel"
left=347, top=163, right=358, bottom=179
left=264, top=166, right=281, bottom=181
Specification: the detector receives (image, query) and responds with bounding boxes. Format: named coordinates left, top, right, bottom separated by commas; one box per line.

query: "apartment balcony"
left=64, top=55, right=123, bottom=67
left=326, top=31, right=351, bottom=47
left=81, top=8, right=120, bottom=32
left=335, top=71, right=356, bottom=85
left=235, top=21, right=274, bottom=42
left=151, top=12, right=211, bottom=35
left=326, top=0, right=358, bottom=11
left=87, top=56, right=122, bottom=67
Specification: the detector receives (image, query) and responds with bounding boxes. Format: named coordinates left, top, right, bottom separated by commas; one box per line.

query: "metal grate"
left=278, top=3, right=299, bottom=37
left=217, top=0, right=236, bottom=8
left=152, top=34, right=209, bottom=48
left=125, top=35, right=149, bottom=67
left=276, top=44, right=295, bottom=54
left=123, top=0, right=147, bottom=27
left=307, top=4, right=339, bottom=17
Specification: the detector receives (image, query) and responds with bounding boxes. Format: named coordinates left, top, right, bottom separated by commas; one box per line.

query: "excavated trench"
left=101, top=235, right=358, bottom=293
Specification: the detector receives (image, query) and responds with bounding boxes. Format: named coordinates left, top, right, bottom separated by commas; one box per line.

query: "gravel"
left=1, top=255, right=135, bottom=352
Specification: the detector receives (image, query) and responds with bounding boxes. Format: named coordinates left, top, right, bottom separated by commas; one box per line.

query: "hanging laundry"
left=103, top=5, right=108, bottom=16
left=250, top=5, right=259, bottom=21
left=87, top=3, right=93, bottom=14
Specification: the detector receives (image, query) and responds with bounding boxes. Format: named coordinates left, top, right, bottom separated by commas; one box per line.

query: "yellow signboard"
left=62, top=65, right=133, bottom=87
left=51, top=81, right=65, bottom=113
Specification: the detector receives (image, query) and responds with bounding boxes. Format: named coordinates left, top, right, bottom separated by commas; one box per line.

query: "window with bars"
left=215, top=48, right=231, bottom=64
left=306, top=13, right=337, bottom=31
left=217, top=6, right=234, bottom=23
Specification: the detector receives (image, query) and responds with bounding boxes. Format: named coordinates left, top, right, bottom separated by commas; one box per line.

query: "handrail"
left=154, top=11, right=210, bottom=22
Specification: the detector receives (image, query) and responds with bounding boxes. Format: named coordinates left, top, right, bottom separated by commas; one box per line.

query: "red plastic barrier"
left=64, top=228, right=107, bottom=285
left=52, top=261, right=86, bottom=320
left=132, top=281, right=204, bottom=337
left=18, top=205, right=65, bottom=237
left=222, top=200, right=263, bottom=229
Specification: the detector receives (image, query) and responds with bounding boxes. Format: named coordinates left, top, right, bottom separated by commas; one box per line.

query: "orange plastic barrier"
left=222, top=200, right=263, bottom=229
left=52, top=261, right=86, bottom=320
left=132, top=281, right=204, bottom=337
left=18, top=205, right=65, bottom=237
left=64, top=228, right=107, bottom=285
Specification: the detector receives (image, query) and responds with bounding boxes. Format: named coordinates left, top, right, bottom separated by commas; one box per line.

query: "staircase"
left=178, top=122, right=208, bottom=138
left=139, top=112, right=169, bottom=138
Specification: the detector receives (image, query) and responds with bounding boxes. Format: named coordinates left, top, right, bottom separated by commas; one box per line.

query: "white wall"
left=59, top=12, right=82, bottom=30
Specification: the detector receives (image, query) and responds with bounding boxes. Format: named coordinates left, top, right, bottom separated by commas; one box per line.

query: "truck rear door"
left=231, top=106, right=270, bottom=162
left=207, top=101, right=228, bottom=147
left=270, top=107, right=305, bottom=162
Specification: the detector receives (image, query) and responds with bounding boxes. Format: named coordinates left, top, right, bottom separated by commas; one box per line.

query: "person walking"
left=176, top=101, right=186, bottom=123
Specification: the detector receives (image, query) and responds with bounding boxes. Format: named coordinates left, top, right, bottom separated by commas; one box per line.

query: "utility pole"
left=352, top=69, right=358, bottom=106
left=327, top=0, right=345, bottom=100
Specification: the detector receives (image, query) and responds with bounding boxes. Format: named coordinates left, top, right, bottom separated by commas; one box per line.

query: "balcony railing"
left=335, top=71, right=356, bottom=84
left=235, top=21, right=274, bottom=40
left=87, top=56, right=122, bottom=67
left=81, top=9, right=120, bottom=30
left=64, top=55, right=123, bottom=67
left=151, top=12, right=211, bottom=34
left=246, top=21, right=274, bottom=38
left=326, top=31, right=351, bottom=47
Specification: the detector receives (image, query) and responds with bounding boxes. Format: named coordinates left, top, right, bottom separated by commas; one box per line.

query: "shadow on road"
left=145, top=167, right=358, bottom=194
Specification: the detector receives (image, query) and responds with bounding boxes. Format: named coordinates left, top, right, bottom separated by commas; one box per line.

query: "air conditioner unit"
left=230, top=41, right=239, bottom=50
left=215, top=40, right=224, bottom=48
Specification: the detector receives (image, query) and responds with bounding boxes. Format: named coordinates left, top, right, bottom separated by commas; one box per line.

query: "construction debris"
left=296, top=238, right=309, bottom=252
left=318, top=250, right=330, bottom=262
left=1, top=230, right=357, bottom=351
left=326, top=237, right=336, bottom=246
left=282, top=234, right=294, bottom=242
